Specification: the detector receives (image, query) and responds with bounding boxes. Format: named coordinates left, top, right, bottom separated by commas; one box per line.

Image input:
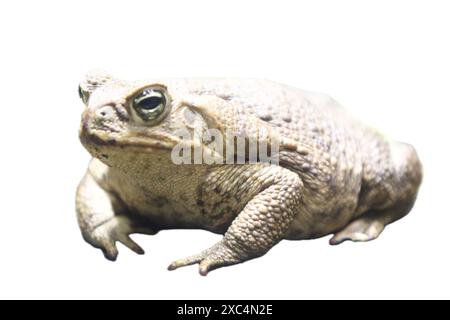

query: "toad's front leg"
left=76, top=160, right=156, bottom=260
left=168, top=165, right=302, bottom=275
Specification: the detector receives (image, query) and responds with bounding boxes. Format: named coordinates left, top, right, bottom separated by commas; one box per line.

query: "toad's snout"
left=94, top=105, right=121, bottom=128
left=79, top=105, right=129, bottom=148
left=82, top=105, right=127, bottom=134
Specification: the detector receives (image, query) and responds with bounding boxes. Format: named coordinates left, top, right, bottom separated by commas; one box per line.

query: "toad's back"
left=176, top=78, right=422, bottom=238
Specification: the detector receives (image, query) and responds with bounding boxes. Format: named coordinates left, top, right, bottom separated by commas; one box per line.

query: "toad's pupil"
left=139, top=96, right=162, bottom=110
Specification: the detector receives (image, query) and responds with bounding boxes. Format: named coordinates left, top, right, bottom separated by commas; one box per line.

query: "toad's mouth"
left=79, top=124, right=182, bottom=152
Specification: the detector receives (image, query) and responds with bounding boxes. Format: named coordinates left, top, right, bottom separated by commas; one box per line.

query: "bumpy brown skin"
left=76, top=70, right=422, bottom=275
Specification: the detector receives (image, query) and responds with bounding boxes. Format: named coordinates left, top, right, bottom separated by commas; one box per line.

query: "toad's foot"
left=85, top=215, right=148, bottom=261
left=330, top=198, right=417, bottom=246
left=168, top=240, right=245, bottom=276
left=77, top=168, right=155, bottom=261
left=329, top=214, right=385, bottom=245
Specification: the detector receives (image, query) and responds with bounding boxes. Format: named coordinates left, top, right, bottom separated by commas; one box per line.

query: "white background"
left=0, top=0, right=448, bottom=299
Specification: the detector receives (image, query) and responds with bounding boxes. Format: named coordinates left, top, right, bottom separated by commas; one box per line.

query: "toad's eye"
left=132, top=89, right=167, bottom=121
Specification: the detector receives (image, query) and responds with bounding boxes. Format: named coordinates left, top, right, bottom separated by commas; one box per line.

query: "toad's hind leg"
left=329, top=210, right=386, bottom=245
left=329, top=198, right=417, bottom=246
left=330, top=142, right=422, bottom=246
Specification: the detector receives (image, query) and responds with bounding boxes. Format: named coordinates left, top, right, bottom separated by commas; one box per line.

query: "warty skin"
left=76, top=70, right=422, bottom=275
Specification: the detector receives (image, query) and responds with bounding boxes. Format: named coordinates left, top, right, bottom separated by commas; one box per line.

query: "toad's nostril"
left=96, top=105, right=116, bottom=118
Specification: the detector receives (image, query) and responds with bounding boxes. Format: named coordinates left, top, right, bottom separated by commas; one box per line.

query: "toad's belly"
left=108, top=173, right=239, bottom=232
left=122, top=198, right=237, bottom=233
left=110, top=168, right=360, bottom=237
